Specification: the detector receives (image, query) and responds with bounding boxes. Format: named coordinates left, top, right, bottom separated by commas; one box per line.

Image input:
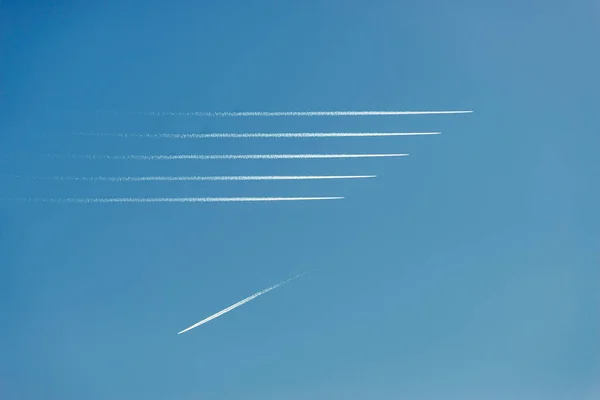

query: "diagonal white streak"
left=73, top=132, right=441, bottom=139
left=27, top=175, right=376, bottom=182
left=126, top=110, right=472, bottom=117
left=12, top=197, right=343, bottom=203
left=51, top=153, right=409, bottom=160
left=177, top=272, right=307, bottom=334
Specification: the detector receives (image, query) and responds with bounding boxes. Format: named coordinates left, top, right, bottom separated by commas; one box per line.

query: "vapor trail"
left=11, top=197, right=343, bottom=203
left=51, top=153, right=409, bottom=160
left=177, top=272, right=307, bottom=335
left=73, top=132, right=441, bottom=139
left=28, top=175, right=376, bottom=182
left=127, top=110, right=472, bottom=117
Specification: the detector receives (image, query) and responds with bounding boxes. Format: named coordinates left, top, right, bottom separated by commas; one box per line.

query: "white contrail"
left=177, top=272, right=307, bottom=335
left=13, top=197, right=343, bottom=203
left=51, top=153, right=409, bottom=160
left=73, top=131, right=441, bottom=139
left=127, top=110, right=472, bottom=117
left=27, top=175, right=376, bottom=182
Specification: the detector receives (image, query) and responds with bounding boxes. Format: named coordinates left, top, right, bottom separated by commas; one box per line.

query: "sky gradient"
left=1, top=1, right=599, bottom=399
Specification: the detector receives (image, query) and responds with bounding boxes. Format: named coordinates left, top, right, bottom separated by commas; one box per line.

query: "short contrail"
left=177, top=272, right=307, bottom=335
left=25, top=175, right=376, bottom=182
left=10, top=197, right=343, bottom=203
left=50, top=153, right=409, bottom=160
left=126, top=110, right=472, bottom=117
left=73, top=131, right=441, bottom=139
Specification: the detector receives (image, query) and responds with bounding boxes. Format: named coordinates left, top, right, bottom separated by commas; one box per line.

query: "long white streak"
left=52, top=153, right=409, bottom=160
left=177, top=272, right=307, bottom=335
left=29, top=175, right=376, bottom=182
left=14, top=197, right=343, bottom=203
left=73, top=132, right=441, bottom=139
left=128, top=110, right=473, bottom=117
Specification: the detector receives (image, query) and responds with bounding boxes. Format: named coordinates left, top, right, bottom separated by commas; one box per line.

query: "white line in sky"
left=177, top=272, right=307, bottom=335
left=127, top=110, right=473, bottom=117
left=73, top=132, right=441, bottom=139
left=26, top=175, right=376, bottom=182
left=51, top=153, right=409, bottom=160
left=11, top=197, right=344, bottom=203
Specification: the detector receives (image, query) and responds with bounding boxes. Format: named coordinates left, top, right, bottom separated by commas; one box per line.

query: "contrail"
left=24, top=175, right=376, bottom=182
left=73, top=131, right=441, bottom=139
left=177, top=272, right=307, bottom=335
left=9, top=197, right=343, bottom=203
left=50, top=153, right=409, bottom=160
left=126, top=110, right=472, bottom=117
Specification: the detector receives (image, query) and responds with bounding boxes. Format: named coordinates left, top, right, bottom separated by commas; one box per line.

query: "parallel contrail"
left=11, top=197, right=343, bottom=203
left=26, top=175, right=376, bottom=182
left=73, top=131, right=441, bottom=139
left=177, top=272, right=307, bottom=335
left=127, top=110, right=472, bottom=117
left=50, top=153, right=409, bottom=160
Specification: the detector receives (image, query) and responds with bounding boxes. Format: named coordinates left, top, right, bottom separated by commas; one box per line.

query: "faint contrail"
left=73, top=131, right=441, bottom=139
left=177, top=272, right=307, bottom=335
left=10, top=197, right=344, bottom=203
left=50, top=153, right=409, bottom=160
left=26, top=175, right=376, bottom=182
left=127, top=110, right=472, bottom=117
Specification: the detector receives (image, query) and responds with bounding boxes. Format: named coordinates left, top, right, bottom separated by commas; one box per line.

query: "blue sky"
left=1, top=1, right=599, bottom=399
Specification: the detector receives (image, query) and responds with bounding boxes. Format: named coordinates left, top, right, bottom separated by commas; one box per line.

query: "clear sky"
left=1, top=1, right=599, bottom=399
